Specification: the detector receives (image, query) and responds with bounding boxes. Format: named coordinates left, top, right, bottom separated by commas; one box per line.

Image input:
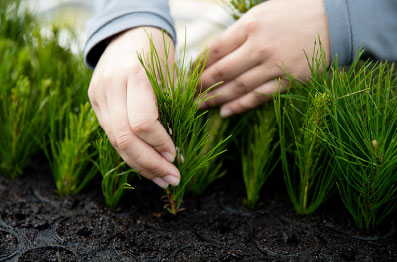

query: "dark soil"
left=0, top=156, right=396, bottom=262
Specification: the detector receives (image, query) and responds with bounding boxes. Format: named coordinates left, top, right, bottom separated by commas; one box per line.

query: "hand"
left=88, top=27, right=180, bottom=188
left=200, top=0, right=331, bottom=117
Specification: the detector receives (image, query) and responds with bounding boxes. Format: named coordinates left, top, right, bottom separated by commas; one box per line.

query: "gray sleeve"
left=84, top=0, right=176, bottom=69
left=323, top=0, right=397, bottom=65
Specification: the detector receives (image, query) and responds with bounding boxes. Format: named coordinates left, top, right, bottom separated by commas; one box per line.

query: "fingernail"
left=161, top=152, right=175, bottom=162
left=163, top=175, right=180, bottom=186
left=220, top=107, right=232, bottom=118
left=152, top=177, right=169, bottom=189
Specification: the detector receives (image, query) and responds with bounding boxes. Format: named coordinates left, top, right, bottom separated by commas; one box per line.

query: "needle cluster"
left=318, top=56, right=397, bottom=229
left=138, top=34, right=229, bottom=214
left=44, top=100, right=98, bottom=196
left=241, top=104, right=278, bottom=208
left=274, top=41, right=337, bottom=214
left=187, top=109, right=231, bottom=196
left=94, top=132, right=136, bottom=208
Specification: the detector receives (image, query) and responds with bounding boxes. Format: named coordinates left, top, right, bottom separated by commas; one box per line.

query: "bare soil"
left=0, top=156, right=396, bottom=262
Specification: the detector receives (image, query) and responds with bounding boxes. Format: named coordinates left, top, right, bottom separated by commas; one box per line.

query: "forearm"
left=84, top=0, right=176, bottom=69
left=323, top=0, right=397, bottom=65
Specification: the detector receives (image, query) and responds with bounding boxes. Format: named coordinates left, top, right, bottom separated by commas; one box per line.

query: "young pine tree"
left=241, top=104, right=278, bottom=208
left=44, top=95, right=99, bottom=196
left=94, top=133, right=136, bottom=208
left=319, top=57, right=397, bottom=229
left=274, top=42, right=337, bottom=214
left=138, top=34, right=228, bottom=215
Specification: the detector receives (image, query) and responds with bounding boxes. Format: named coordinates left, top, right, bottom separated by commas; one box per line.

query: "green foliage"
left=0, top=1, right=50, bottom=177
left=0, top=0, right=36, bottom=45
left=0, top=0, right=93, bottom=182
left=274, top=43, right=336, bottom=214
left=138, top=34, right=228, bottom=214
left=44, top=100, right=99, bottom=196
left=317, top=57, right=397, bottom=229
left=94, top=133, right=135, bottom=208
left=0, top=74, right=51, bottom=178
left=187, top=109, right=231, bottom=196
left=226, top=0, right=264, bottom=20
left=241, top=104, right=278, bottom=208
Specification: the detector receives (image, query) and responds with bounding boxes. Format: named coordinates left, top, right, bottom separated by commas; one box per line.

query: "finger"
left=105, top=80, right=180, bottom=187
left=200, top=42, right=260, bottom=91
left=219, top=79, right=287, bottom=117
left=202, top=20, right=248, bottom=69
left=126, top=69, right=176, bottom=163
left=201, top=64, right=280, bottom=108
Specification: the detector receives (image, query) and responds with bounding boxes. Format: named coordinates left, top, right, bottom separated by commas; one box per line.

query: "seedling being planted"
left=138, top=34, right=228, bottom=215
left=44, top=97, right=99, bottom=196
left=94, top=133, right=136, bottom=208
left=274, top=42, right=336, bottom=214
left=318, top=56, right=397, bottom=229
left=241, top=104, right=278, bottom=208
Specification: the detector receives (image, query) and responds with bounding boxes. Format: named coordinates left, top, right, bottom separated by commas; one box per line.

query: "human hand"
left=200, top=0, right=331, bottom=116
left=88, top=27, right=180, bottom=188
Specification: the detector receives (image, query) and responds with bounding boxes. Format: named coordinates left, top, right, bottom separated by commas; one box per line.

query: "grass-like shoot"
left=187, top=109, right=231, bottom=196
left=318, top=56, right=397, bottom=229
left=95, top=133, right=136, bottom=208
left=138, top=34, right=228, bottom=215
left=274, top=42, right=336, bottom=214
left=241, top=104, right=278, bottom=208
left=226, top=0, right=264, bottom=20
left=44, top=98, right=99, bottom=196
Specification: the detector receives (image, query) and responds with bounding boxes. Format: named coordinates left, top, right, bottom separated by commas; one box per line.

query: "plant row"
left=1, top=0, right=395, bottom=229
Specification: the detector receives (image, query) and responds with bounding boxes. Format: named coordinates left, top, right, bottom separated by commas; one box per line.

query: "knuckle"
left=211, top=66, right=225, bottom=82
left=235, top=100, right=250, bottom=112
left=234, top=78, right=249, bottom=94
left=253, top=91, right=268, bottom=102
left=131, top=119, right=156, bottom=135
left=108, top=136, right=119, bottom=149
left=127, top=63, right=146, bottom=81
left=256, top=46, right=269, bottom=58
left=244, top=19, right=259, bottom=33
left=87, top=86, right=98, bottom=106
left=145, top=164, right=161, bottom=175
left=210, top=44, right=222, bottom=59
left=115, top=131, right=134, bottom=151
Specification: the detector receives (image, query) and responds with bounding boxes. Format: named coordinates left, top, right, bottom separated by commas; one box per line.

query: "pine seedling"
left=241, top=104, right=278, bottom=208
left=44, top=97, right=99, bottom=196
left=0, top=0, right=92, bottom=178
left=226, top=0, right=264, bottom=20
left=138, top=33, right=229, bottom=215
left=274, top=41, right=336, bottom=214
left=318, top=56, right=397, bottom=229
left=187, top=109, right=231, bottom=196
left=94, top=133, right=136, bottom=208
left=0, top=3, right=50, bottom=178
left=0, top=75, right=52, bottom=178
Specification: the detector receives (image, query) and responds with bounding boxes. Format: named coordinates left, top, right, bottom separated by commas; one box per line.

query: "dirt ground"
left=0, top=156, right=396, bottom=262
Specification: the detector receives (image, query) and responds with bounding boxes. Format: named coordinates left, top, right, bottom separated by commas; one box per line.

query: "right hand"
left=88, top=27, right=180, bottom=189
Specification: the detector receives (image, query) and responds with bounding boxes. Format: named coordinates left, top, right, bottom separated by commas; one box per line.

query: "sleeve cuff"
left=323, top=0, right=353, bottom=65
left=83, top=12, right=176, bottom=69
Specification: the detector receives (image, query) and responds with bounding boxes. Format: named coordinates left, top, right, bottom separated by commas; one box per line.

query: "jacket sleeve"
left=84, top=0, right=176, bottom=69
left=323, top=0, right=397, bottom=65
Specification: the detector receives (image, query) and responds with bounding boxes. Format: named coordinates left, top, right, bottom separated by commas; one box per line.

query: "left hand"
left=199, top=0, right=331, bottom=117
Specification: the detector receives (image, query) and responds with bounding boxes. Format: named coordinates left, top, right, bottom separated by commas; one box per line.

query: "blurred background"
left=27, top=0, right=235, bottom=59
